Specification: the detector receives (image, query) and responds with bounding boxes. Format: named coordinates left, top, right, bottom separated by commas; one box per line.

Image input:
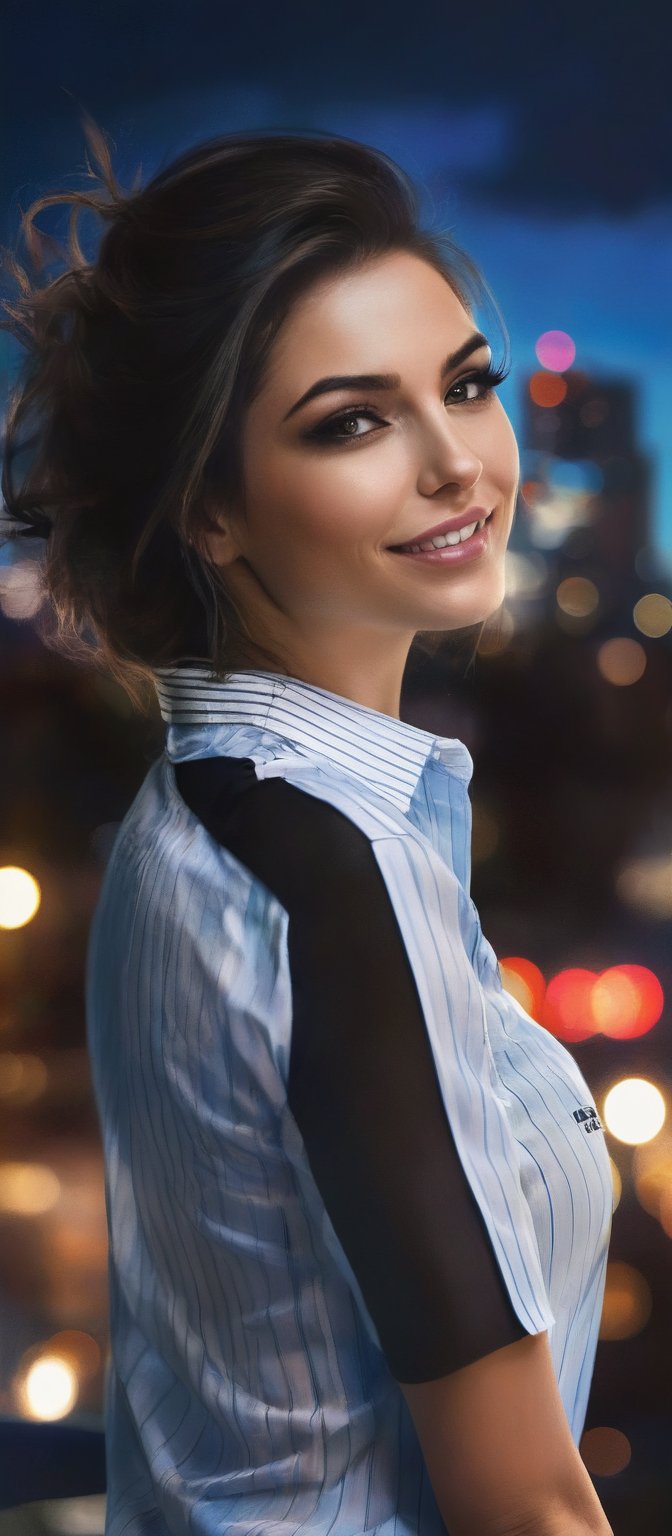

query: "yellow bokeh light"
left=633, top=593, right=672, bottom=638
left=500, top=964, right=536, bottom=1015
left=0, top=866, right=41, bottom=930
left=596, top=637, right=646, bottom=686
left=556, top=576, right=600, bottom=617
left=0, top=1161, right=61, bottom=1215
left=657, top=1184, right=672, bottom=1238
left=599, top=1261, right=652, bottom=1341
left=591, top=969, right=642, bottom=1037
left=609, top=1157, right=622, bottom=1213
left=603, top=1078, right=666, bottom=1146
left=19, top=1355, right=79, bottom=1421
left=633, top=1130, right=672, bottom=1223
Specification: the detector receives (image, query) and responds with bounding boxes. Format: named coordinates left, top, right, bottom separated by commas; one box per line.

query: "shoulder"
left=173, top=755, right=388, bottom=913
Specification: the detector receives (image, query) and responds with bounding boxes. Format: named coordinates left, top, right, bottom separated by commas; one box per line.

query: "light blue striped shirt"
left=86, top=665, right=614, bottom=1536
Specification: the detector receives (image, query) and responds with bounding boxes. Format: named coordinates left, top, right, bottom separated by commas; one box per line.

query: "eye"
left=443, top=363, right=511, bottom=406
left=307, top=362, right=511, bottom=444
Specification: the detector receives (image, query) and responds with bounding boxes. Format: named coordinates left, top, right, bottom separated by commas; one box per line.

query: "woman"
left=1, top=119, right=614, bottom=1536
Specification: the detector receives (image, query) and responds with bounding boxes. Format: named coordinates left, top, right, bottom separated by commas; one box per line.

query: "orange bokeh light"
left=499, top=956, right=546, bottom=1020
left=592, top=965, right=664, bottom=1039
left=529, top=371, right=568, bottom=408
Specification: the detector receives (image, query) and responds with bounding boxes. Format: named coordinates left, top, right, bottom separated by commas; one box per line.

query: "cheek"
left=249, top=449, right=396, bottom=554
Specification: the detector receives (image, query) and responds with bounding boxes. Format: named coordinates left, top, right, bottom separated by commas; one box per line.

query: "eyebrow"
left=281, top=331, right=491, bottom=422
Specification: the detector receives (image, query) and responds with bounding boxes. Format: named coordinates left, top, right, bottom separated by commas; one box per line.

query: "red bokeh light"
left=542, top=969, right=597, bottom=1041
left=499, top=959, right=664, bottom=1043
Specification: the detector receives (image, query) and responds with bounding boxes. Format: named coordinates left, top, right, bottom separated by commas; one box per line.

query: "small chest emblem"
left=573, top=1103, right=604, bottom=1134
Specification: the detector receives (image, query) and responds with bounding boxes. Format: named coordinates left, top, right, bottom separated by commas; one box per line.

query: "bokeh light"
left=535, top=330, right=576, bottom=372
left=529, top=371, right=567, bottom=407
left=541, top=968, right=598, bottom=1042
left=591, top=966, right=664, bottom=1039
left=633, top=592, right=672, bottom=637
left=528, top=494, right=595, bottom=551
left=17, top=1354, right=79, bottom=1420
left=499, top=956, right=546, bottom=1020
left=615, top=854, right=672, bottom=921
left=596, top=637, right=647, bottom=686
left=609, top=1157, right=622, bottom=1213
left=580, top=1426, right=632, bottom=1477
left=0, top=866, right=42, bottom=930
left=556, top=576, right=600, bottom=618
left=633, top=1131, right=672, bottom=1224
left=657, top=1183, right=672, bottom=1239
left=504, top=549, right=549, bottom=600
left=603, top=1078, right=666, bottom=1146
left=599, top=1261, right=652, bottom=1340
left=501, top=962, right=664, bottom=1043
left=0, top=1160, right=61, bottom=1214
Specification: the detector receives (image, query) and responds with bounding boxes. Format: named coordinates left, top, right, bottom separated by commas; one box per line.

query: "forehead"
left=259, top=251, right=472, bottom=400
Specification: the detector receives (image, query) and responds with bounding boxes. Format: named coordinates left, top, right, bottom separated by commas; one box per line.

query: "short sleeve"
left=173, top=756, right=532, bottom=1382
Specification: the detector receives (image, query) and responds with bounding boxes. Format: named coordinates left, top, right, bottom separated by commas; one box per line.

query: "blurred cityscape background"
left=1, top=2, right=671, bottom=1532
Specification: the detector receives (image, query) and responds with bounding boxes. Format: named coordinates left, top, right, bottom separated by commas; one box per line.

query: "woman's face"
left=205, top=249, right=519, bottom=684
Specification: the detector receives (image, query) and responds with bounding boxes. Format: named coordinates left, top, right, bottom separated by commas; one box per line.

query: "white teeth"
left=395, top=512, right=490, bottom=554
left=416, top=518, right=485, bottom=551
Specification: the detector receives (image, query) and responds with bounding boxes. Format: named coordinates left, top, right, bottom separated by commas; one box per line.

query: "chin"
left=435, top=578, right=507, bottom=631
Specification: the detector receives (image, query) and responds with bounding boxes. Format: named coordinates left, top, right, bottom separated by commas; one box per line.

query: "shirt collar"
left=153, top=665, right=473, bottom=813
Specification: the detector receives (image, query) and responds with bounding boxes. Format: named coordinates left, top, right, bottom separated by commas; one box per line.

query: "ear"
left=194, top=500, right=245, bottom=568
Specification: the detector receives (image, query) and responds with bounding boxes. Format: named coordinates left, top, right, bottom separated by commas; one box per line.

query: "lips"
left=388, top=506, right=493, bottom=550
left=388, top=509, right=494, bottom=552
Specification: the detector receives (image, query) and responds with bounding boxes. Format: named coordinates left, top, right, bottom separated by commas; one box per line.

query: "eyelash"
left=307, top=364, right=510, bottom=443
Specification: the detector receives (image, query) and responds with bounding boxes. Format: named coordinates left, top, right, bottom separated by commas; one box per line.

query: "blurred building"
left=514, top=369, right=654, bottom=607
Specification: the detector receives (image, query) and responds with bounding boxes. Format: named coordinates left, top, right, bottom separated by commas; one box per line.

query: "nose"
left=416, top=413, right=483, bottom=498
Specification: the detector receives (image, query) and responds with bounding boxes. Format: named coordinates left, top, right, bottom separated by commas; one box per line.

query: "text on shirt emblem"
left=573, top=1103, right=604, bottom=1134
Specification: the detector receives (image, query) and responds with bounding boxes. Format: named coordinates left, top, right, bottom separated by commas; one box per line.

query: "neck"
left=235, top=628, right=417, bottom=720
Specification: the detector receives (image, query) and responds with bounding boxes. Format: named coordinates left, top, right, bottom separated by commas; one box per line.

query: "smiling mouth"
left=388, top=509, right=494, bottom=553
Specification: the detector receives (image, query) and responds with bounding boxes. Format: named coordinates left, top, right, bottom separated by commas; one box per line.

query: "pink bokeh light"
left=535, top=330, right=576, bottom=372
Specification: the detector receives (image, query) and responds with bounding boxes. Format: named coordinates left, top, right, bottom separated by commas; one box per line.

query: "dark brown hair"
left=0, top=114, right=510, bottom=712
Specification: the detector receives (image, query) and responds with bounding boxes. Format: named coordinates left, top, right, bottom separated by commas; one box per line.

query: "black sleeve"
left=174, top=755, right=530, bottom=1384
